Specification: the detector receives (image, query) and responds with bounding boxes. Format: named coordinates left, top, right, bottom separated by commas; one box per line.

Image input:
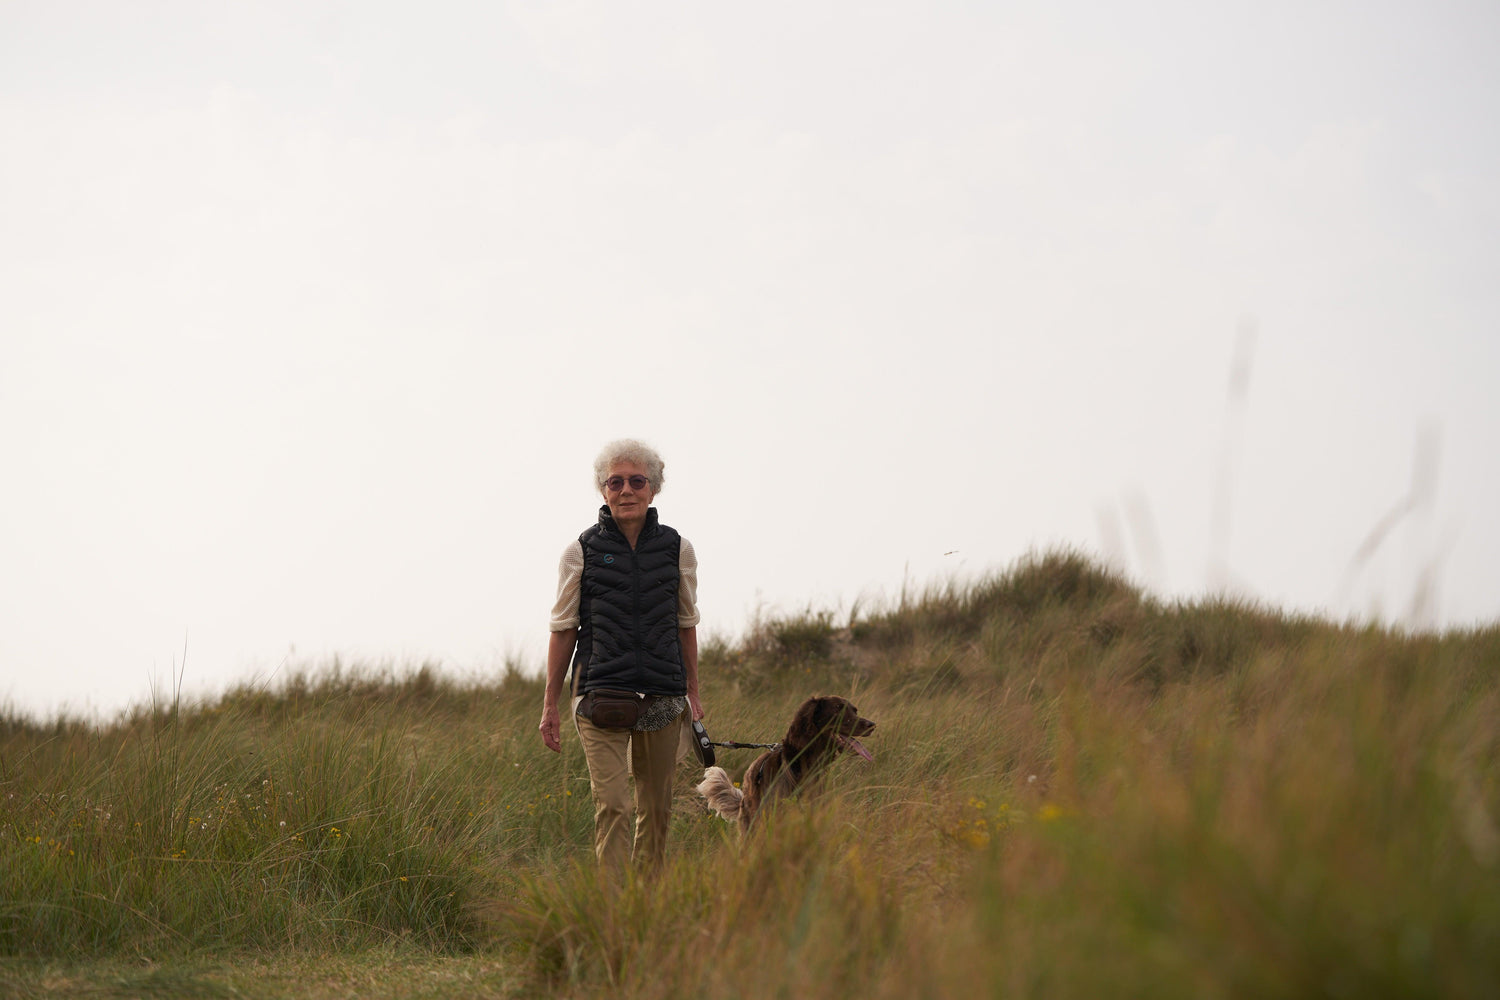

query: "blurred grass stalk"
left=2, top=551, right=1497, bottom=998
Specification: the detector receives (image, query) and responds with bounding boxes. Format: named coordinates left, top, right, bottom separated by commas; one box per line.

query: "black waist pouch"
left=577, top=689, right=644, bottom=729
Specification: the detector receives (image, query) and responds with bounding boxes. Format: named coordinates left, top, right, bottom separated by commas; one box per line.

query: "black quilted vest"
left=570, top=505, right=685, bottom=697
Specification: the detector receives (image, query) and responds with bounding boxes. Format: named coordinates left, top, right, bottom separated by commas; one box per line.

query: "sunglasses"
left=605, top=474, right=651, bottom=493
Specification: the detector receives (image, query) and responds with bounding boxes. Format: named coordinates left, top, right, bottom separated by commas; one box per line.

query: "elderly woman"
left=538, top=439, right=704, bottom=874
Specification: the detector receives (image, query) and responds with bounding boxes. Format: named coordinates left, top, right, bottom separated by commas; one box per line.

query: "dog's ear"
left=786, top=697, right=829, bottom=748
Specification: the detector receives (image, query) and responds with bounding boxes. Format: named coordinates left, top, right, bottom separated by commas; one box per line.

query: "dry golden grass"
left=3, top=552, right=1496, bottom=998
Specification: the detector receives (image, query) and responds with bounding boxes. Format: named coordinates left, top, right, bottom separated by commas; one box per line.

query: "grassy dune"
left=2, top=552, right=1497, bottom=998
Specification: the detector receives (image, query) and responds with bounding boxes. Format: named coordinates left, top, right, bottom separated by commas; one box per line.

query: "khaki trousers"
left=575, top=708, right=685, bottom=874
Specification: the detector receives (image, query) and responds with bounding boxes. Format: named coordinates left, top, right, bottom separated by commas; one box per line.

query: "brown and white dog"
left=696, top=695, right=875, bottom=832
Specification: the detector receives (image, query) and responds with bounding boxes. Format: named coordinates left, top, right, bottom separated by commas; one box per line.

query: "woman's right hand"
left=539, top=703, right=561, bottom=753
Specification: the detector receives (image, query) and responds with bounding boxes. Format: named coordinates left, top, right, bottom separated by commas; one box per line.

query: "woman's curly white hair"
left=593, top=439, right=666, bottom=495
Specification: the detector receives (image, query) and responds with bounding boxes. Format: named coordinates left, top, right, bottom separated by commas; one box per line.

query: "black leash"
left=689, top=720, right=778, bottom=768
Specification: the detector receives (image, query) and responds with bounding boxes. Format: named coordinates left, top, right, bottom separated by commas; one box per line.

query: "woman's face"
left=602, top=460, right=656, bottom=527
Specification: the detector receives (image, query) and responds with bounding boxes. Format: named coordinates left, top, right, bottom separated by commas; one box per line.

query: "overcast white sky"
left=3, top=0, right=1497, bottom=718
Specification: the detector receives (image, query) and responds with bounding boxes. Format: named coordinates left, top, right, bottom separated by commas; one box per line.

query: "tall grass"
left=3, top=552, right=1497, bottom=997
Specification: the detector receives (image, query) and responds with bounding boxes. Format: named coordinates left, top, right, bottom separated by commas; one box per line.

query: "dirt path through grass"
left=0, top=953, right=519, bottom=1000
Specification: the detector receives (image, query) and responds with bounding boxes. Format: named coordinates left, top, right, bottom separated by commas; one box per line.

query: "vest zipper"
left=631, top=545, right=643, bottom=674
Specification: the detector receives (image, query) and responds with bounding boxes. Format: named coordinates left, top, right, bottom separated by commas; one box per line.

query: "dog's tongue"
left=838, top=735, right=874, bottom=761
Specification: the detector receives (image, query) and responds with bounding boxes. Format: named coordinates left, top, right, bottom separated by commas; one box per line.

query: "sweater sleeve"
left=548, top=540, right=584, bottom=631
left=678, top=536, right=701, bottom=628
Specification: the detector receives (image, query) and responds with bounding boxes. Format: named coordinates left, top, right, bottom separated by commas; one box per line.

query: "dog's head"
left=785, top=695, right=876, bottom=761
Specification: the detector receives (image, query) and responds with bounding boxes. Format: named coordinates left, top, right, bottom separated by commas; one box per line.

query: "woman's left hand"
left=687, top=691, right=705, bottom=721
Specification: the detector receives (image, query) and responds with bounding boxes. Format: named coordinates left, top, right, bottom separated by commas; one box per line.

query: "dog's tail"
left=695, top=766, right=744, bottom=823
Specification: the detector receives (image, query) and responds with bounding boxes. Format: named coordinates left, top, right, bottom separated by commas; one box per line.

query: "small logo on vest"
left=603, top=554, right=615, bottom=564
